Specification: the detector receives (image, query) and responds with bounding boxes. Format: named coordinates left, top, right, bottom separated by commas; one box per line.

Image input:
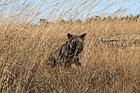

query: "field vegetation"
left=0, top=0, right=140, bottom=93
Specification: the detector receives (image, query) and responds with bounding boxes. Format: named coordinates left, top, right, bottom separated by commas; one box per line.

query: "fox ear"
left=80, top=33, right=86, bottom=39
left=67, top=33, right=73, bottom=39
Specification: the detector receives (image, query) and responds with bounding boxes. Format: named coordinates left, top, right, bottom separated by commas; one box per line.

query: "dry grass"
left=0, top=17, right=140, bottom=93
left=0, top=0, right=140, bottom=93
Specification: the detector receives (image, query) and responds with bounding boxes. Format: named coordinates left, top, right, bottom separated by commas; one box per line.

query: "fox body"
left=46, top=33, right=86, bottom=68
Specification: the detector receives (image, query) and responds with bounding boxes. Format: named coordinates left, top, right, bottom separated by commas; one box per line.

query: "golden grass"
left=0, top=0, right=140, bottom=92
left=0, top=18, right=140, bottom=92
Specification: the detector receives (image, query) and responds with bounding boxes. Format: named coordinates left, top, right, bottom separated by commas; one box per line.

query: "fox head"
left=67, top=33, right=86, bottom=54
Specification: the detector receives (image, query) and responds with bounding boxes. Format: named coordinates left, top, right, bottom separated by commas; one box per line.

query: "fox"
left=46, top=33, right=86, bottom=68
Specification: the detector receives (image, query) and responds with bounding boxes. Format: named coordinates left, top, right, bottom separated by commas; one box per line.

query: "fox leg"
left=74, top=57, right=81, bottom=66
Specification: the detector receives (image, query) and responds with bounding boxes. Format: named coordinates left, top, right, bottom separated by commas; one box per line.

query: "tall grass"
left=0, top=0, right=140, bottom=92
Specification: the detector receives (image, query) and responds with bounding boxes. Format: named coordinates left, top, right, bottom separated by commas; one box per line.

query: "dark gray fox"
left=46, top=33, right=86, bottom=68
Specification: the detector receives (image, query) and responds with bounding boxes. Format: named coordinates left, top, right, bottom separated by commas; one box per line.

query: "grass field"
left=0, top=0, right=140, bottom=92
left=0, top=17, right=140, bottom=93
